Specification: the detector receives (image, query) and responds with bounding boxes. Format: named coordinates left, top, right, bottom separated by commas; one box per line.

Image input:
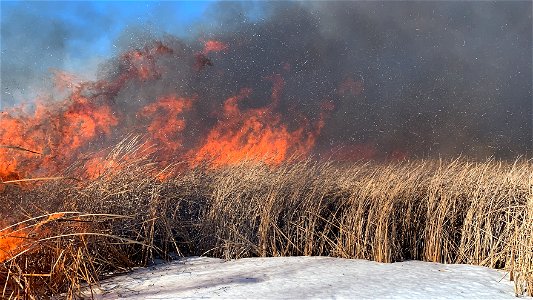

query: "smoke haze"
left=1, top=1, right=531, bottom=160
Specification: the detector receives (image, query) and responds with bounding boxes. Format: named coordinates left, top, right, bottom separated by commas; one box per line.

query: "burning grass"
left=0, top=146, right=532, bottom=298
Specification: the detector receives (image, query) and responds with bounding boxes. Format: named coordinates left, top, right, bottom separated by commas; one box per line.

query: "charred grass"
left=1, top=146, right=532, bottom=298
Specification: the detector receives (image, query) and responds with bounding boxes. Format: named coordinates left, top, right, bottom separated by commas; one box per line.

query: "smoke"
left=195, top=1, right=532, bottom=158
left=0, top=2, right=119, bottom=108
left=1, top=1, right=531, bottom=160
left=1, top=8, right=66, bottom=107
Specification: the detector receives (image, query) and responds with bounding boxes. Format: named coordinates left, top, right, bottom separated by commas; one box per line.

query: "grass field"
left=1, top=143, right=531, bottom=298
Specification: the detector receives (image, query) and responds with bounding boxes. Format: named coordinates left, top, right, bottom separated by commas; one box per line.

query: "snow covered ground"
left=86, top=256, right=528, bottom=299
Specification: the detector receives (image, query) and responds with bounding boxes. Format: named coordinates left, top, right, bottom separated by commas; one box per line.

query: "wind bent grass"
left=0, top=142, right=531, bottom=298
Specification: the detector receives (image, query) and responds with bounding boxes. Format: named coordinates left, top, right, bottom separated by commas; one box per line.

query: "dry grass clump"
left=0, top=213, right=143, bottom=299
left=1, top=141, right=531, bottom=298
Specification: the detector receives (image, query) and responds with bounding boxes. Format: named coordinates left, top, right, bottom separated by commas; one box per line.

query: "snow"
left=85, top=256, right=527, bottom=299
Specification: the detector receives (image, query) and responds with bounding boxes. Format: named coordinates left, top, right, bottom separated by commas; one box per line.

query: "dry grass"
left=1, top=142, right=531, bottom=298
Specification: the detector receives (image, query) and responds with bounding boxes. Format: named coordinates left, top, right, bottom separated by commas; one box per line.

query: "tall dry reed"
left=1, top=141, right=531, bottom=298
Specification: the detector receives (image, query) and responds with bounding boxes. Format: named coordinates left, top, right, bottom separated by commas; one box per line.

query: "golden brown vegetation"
left=1, top=143, right=532, bottom=298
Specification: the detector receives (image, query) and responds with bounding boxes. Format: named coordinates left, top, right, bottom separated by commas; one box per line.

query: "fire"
left=84, top=156, right=120, bottom=179
left=0, top=213, right=65, bottom=263
left=0, top=42, right=174, bottom=181
left=0, top=226, right=28, bottom=263
left=60, top=96, right=118, bottom=150
left=0, top=95, right=118, bottom=180
left=120, top=41, right=173, bottom=80
left=191, top=76, right=323, bottom=167
left=202, top=39, right=228, bottom=54
left=195, top=39, right=228, bottom=71
left=140, top=95, right=194, bottom=154
left=0, top=38, right=371, bottom=264
left=0, top=39, right=330, bottom=182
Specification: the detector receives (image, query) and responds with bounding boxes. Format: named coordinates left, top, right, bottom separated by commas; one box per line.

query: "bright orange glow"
left=190, top=76, right=324, bottom=167
left=0, top=40, right=333, bottom=181
left=203, top=40, right=228, bottom=53
left=0, top=226, right=27, bottom=263
left=0, top=42, right=175, bottom=181
left=140, top=95, right=194, bottom=153
left=0, top=39, right=351, bottom=263
left=84, top=156, right=120, bottom=179
left=0, top=213, right=65, bottom=263
left=0, top=95, right=118, bottom=180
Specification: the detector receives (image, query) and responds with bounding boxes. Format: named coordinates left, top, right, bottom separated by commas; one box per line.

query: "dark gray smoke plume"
left=194, top=1, right=532, bottom=158
left=2, top=1, right=532, bottom=159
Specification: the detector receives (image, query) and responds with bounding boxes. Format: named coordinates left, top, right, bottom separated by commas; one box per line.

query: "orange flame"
left=0, top=213, right=65, bottom=263
left=0, top=38, right=339, bottom=266
left=140, top=95, right=194, bottom=153
left=0, top=42, right=175, bottom=181
left=0, top=226, right=28, bottom=263
left=191, top=75, right=324, bottom=167
left=203, top=39, right=228, bottom=54
left=0, top=40, right=331, bottom=181
left=0, top=95, right=118, bottom=180
left=0, top=39, right=339, bottom=262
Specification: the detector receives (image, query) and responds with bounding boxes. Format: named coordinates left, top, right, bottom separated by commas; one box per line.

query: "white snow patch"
left=84, top=256, right=528, bottom=299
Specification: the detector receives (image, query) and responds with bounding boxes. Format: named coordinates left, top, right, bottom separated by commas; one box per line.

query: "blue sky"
left=2, top=1, right=213, bottom=59
left=0, top=1, right=268, bottom=106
